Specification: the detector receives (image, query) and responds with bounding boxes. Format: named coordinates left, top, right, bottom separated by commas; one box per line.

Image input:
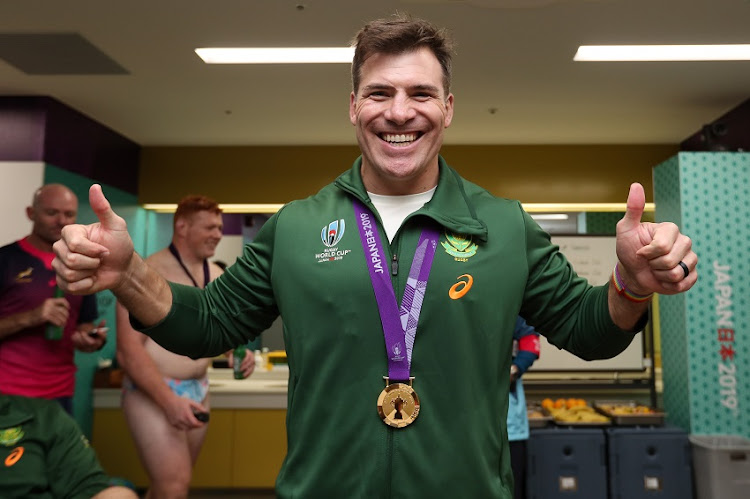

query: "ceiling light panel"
left=574, top=44, right=750, bottom=61
left=195, top=47, right=355, bottom=64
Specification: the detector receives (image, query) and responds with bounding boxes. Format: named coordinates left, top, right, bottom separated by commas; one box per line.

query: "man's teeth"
left=383, top=133, right=417, bottom=144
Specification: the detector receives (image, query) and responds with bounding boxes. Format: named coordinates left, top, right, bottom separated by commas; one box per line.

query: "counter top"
left=94, top=365, right=660, bottom=410
left=93, top=367, right=289, bottom=409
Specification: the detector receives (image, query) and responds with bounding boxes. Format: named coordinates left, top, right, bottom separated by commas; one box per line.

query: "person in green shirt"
left=50, top=14, right=697, bottom=499
left=0, top=393, right=136, bottom=499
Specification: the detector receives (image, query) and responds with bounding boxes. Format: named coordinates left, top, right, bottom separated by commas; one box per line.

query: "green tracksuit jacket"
left=142, top=156, right=637, bottom=498
left=0, top=394, right=112, bottom=498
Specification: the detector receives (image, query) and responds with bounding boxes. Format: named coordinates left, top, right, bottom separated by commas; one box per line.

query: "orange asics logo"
left=4, top=447, right=23, bottom=467
left=449, top=274, right=473, bottom=300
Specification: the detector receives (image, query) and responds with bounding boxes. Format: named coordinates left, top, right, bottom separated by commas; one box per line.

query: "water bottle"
left=233, top=345, right=247, bottom=379
left=44, top=286, right=65, bottom=340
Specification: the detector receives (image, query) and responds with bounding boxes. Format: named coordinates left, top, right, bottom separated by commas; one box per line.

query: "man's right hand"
left=164, top=396, right=209, bottom=430
left=1, top=297, right=71, bottom=340
left=52, top=184, right=135, bottom=295
left=33, top=298, right=70, bottom=327
left=36, top=297, right=70, bottom=327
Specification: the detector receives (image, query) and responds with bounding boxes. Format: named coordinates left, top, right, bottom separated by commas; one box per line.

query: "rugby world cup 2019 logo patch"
left=315, top=218, right=353, bottom=263
left=322, top=219, right=345, bottom=247
left=441, top=231, right=478, bottom=262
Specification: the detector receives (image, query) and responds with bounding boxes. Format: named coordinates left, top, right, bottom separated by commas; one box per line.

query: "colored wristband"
left=612, top=263, right=653, bottom=303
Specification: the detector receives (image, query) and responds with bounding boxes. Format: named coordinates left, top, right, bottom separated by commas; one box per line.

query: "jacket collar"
left=0, top=395, right=34, bottom=428
left=334, top=155, right=488, bottom=242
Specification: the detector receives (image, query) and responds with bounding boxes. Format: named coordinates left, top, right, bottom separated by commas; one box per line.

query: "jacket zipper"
left=386, top=233, right=401, bottom=498
left=385, top=428, right=394, bottom=498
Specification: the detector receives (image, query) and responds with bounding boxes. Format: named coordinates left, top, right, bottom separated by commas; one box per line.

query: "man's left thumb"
left=619, top=183, right=645, bottom=233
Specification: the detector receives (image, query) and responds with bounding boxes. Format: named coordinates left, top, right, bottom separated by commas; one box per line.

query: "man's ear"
left=349, top=92, right=358, bottom=126
left=174, top=218, right=188, bottom=237
left=26, top=206, right=34, bottom=221
left=443, top=93, right=454, bottom=128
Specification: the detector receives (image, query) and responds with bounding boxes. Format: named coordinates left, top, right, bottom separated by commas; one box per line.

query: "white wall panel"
left=0, top=161, right=44, bottom=246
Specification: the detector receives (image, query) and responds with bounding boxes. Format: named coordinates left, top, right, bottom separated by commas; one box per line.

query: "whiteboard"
left=529, top=236, right=645, bottom=371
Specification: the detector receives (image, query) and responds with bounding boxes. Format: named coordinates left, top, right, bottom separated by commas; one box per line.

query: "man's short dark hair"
left=351, top=14, right=455, bottom=97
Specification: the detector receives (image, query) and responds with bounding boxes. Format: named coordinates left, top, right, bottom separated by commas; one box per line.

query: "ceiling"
left=1, top=0, right=748, bottom=147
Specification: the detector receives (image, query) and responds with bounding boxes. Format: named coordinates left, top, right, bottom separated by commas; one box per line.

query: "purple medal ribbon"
left=353, top=200, right=439, bottom=382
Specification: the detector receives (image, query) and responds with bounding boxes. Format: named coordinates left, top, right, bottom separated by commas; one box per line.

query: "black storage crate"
left=606, top=426, right=693, bottom=499
left=527, top=427, right=607, bottom=499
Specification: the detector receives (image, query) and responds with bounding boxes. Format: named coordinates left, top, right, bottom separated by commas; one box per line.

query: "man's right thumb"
left=89, top=184, right=120, bottom=229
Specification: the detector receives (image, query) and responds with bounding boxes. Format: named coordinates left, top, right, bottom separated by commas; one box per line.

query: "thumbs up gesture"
left=52, top=184, right=135, bottom=294
left=615, top=183, right=697, bottom=296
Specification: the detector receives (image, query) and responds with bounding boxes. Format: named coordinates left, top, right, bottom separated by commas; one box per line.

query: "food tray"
left=527, top=405, right=553, bottom=428
left=551, top=417, right=611, bottom=427
left=593, top=400, right=665, bottom=426
left=529, top=415, right=553, bottom=428
left=556, top=422, right=612, bottom=427
left=542, top=406, right=611, bottom=427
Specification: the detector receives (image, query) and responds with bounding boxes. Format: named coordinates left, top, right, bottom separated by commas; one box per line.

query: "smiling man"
left=52, top=15, right=697, bottom=499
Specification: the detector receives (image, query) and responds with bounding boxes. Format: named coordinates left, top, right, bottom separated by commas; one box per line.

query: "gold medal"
left=377, top=377, right=420, bottom=428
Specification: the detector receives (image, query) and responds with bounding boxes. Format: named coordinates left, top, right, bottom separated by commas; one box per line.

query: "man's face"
left=349, top=47, right=454, bottom=195
left=184, top=211, right=223, bottom=259
left=27, top=189, right=78, bottom=245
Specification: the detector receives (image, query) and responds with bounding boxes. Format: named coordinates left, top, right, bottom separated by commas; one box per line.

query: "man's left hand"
left=226, top=348, right=256, bottom=379
left=72, top=320, right=107, bottom=353
left=615, top=183, right=698, bottom=296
